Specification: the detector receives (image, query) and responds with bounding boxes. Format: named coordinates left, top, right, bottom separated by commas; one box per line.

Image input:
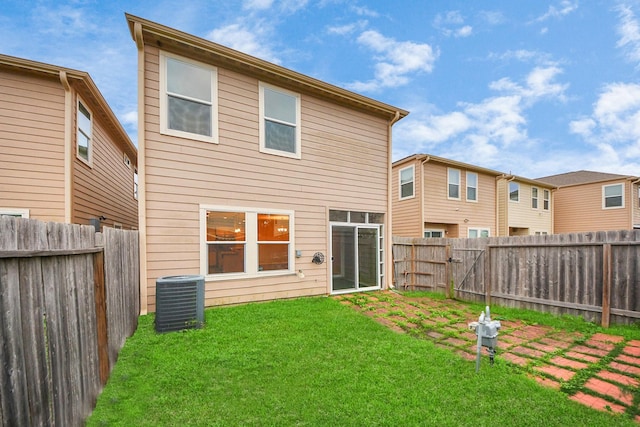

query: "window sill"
left=204, top=269, right=296, bottom=282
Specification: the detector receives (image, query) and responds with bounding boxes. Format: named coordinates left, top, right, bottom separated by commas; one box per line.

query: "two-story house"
left=0, top=54, right=138, bottom=230
left=126, top=14, right=408, bottom=313
left=537, top=170, right=640, bottom=233
left=392, top=154, right=554, bottom=238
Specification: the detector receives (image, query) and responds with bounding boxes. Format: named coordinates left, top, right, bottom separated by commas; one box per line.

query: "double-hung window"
left=448, top=168, right=460, bottom=199
left=509, top=182, right=519, bottom=202
left=259, top=82, right=301, bottom=159
left=202, top=206, right=294, bottom=279
left=543, top=189, right=550, bottom=210
left=603, top=183, right=624, bottom=208
left=531, top=187, right=538, bottom=209
left=399, top=165, right=415, bottom=199
left=468, top=228, right=490, bottom=238
left=77, top=99, right=92, bottom=165
left=466, top=172, right=477, bottom=202
left=160, top=52, right=218, bottom=143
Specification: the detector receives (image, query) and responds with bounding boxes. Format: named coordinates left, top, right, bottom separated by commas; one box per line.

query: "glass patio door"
left=331, top=225, right=380, bottom=293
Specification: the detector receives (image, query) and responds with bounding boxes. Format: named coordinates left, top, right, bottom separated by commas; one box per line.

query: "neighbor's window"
left=543, top=189, right=550, bottom=210
left=509, top=182, right=519, bottom=202
left=0, top=209, right=29, bottom=218
left=134, top=169, right=139, bottom=200
left=468, top=228, right=490, bottom=238
left=603, top=183, right=624, bottom=208
left=399, top=165, right=415, bottom=199
left=202, top=207, right=293, bottom=278
left=424, top=229, right=444, bottom=238
left=77, top=99, right=92, bottom=164
left=448, top=168, right=460, bottom=199
left=260, top=82, right=301, bottom=159
left=160, top=52, right=217, bottom=143
left=531, top=187, right=538, bottom=209
left=466, top=172, right=477, bottom=202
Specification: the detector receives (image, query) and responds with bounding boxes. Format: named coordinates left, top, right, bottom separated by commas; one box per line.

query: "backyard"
left=87, top=293, right=640, bottom=426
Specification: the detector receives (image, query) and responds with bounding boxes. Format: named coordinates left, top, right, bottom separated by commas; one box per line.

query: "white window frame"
left=466, top=171, right=478, bottom=202
left=133, top=169, right=138, bottom=201
left=543, top=189, right=550, bottom=211
left=0, top=208, right=29, bottom=218
left=399, top=165, right=415, bottom=200
left=76, top=98, right=93, bottom=166
left=531, top=187, right=538, bottom=209
left=159, top=51, right=218, bottom=144
left=123, top=153, right=131, bottom=168
left=448, top=168, right=461, bottom=200
left=424, top=229, right=445, bottom=238
left=603, top=183, right=624, bottom=209
left=468, top=227, right=490, bottom=238
left=259, top=82, right=301, bottom=159
left=200, top=205, right=295, bottom=281
left=509, top=182, right=520, bottom=202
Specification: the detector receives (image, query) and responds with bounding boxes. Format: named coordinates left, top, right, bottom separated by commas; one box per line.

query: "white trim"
left=200, top=204, right=295, bottom=281
left=123, top=153, right=132, bottom=168
left=398, top=164, right=415, bottom=200
left=543, top=189, right=550, bottom=211
left=0, top=208, right=30, bottom=218
left=602, top=183, right=624, bottom=209
left=259, top=82, right=301, bottom=159
left=465, top=171, right=478, bottom=202
left=531, top=186, right=539, bottom=209
left=76, top=97, right=93, bottom=167
left=468, top=227, right=490, bottom=238
left=159, top=51, right=218, bottom=144
left=424, top=228, right=445, bottom=238
left=447, top=168, right=461, bottom=200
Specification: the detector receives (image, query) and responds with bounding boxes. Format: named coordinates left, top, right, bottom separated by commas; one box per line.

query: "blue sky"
left=2, top=0, right=640, bottom=178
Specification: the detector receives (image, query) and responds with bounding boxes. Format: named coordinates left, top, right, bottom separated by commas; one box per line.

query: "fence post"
left=601, top=244, right=611, bottom=328
left=93, top=249, right=110, bottom=384
left=411, top=243, right=415, bottom=291
left=484, top=246, right=491, bottom=306
left=445, top=245, right=452, bottom=298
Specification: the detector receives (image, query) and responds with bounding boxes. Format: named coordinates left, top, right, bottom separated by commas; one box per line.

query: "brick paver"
left=565, top=351, right=600, bottom=364
left=627, top=339, right=640, bottom=348
left=442, top=337, right=467, bottom=347
left=589, top=333, right=625, bottom=344
left=571, top=345, right=611, bottom=358
left=616, top=354, right=640, bottom=367
left=502, top=352, right=529, bottom=367
left=623, top=345, right=640, bottom=357
left=584, top=378, right=634, bottom=406
left=610, top=361, right=640, bottom=376
left=596, top=370, right=640, bottom=388
left=528, top=341, right=558, bottom=353
left=539, top=337, right=573, bottom=350
left=534, top=375, right=561, bottom=389
left=535, top=364, right=576, bottom=381
left=550, top=356, right=589, bottom=370
left=511, top=345, right=546, bottom=358
left=570, top=392, right=626, bottom=414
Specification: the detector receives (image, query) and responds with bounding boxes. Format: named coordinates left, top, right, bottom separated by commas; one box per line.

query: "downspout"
left=420, top=156, right=431, bottom=237
left=496, top=174, right=515, bottom=236
left=134, top=22, right=148, bottom=315
left=59, top=71, right=72, bottom=223
left=630, top=178, right=640, bottom=229
left=386, top=111, right=401, bottom=290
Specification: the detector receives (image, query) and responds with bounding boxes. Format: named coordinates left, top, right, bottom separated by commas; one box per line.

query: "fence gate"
left=452, top=248, right=485, bottom=302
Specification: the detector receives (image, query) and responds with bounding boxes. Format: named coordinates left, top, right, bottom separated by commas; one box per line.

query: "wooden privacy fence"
left=393, top=230, right=640, bottom=326
left=0, top=217, right=139, bottom=427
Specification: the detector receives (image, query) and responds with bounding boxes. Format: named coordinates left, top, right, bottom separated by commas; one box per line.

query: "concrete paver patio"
left=334, top=291, right=640, bottom=422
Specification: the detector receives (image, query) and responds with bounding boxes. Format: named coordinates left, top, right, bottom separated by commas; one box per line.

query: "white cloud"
left=351, top=5, right=379, bottom=18
left=346, top=30, right=438, bottom=92
left=433, top=10, right=472, bottom=38
left=616, top=3, right=640, bottom=65
left=207, top=22, right=281, bottom=63
left=243, top=0, right=274, bottom=10
left=479, top=10, right=505, bottom=25
left=532, top=0, right=578, bottom=23
left=489, top=66, right=568, bottom=103
left=327, top=20, right=367, bottom=36
left=455, top=25, right=473, bottom=38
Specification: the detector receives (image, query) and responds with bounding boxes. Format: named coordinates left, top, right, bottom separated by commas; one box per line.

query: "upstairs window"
left=448, top=168, right=460, bottom=199
left=603, top=183, right=624, bottom=208
left=160, top=52, right=218, bottom=143
left=509, top=182, right=519, bottom=202
left=543, top=189, right=550, bottom=210
left=260, top=83, right=301, bottom=159
left=77, top=100, right=92, bottom=165
left=531, top=187, right=538, bottom=209
left=399, top=165, right=415, bottom=199
left=466, top=172, right=477, bottom=202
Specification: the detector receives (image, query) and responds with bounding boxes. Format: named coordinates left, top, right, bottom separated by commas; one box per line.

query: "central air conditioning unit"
left=155, top=275, right=205, bottom=333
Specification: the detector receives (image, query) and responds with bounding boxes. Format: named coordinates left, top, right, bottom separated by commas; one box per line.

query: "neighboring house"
left=393, top=154, right=502, bottom=238
left=392, top=154, right=554, bottom=238
left=537, top=170, right=640, bottom=233
left=126, top=14, right=408, bottom=313
left=0, top=54, right=138, bottom=230
left=496, top=175, right=554, bottom=236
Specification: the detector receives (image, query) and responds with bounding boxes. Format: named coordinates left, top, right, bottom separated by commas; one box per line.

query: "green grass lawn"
left=87, top=296, right=637, bottom=426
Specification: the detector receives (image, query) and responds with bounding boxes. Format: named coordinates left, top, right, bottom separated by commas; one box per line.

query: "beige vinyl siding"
left=423, top=162, right=496, bottom=237
left=72, top=90, right=138, bottom=229
left=0, top=69, right=66, bottom=221
left=633, top=183, right=640, bottom=227
left=507, top=182, right=552, bottom=235
left=391, top=159, right=422, bottom=237
left=554, top=181, right=631, bottom=233
left=496, top=178, right=508, bottom=236
left=143, top=46, right=389, bottom=311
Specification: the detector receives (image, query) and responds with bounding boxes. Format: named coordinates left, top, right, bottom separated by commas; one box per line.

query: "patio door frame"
left=330, top=222, right=381, bottom=295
